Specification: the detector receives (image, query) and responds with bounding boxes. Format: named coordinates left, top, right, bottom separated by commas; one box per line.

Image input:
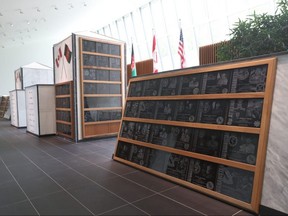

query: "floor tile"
left=42, top=148, right=73, bottom=159
left=67, top=183, right=127, bottom=215
left=161, top=186, right=241, bottom=215
left=0, top=181, right=27, bottom=207
left=0, top=152, right=31, bottom=167
left=16, top=175, right=63, bottom=199
left=7, top=162, right=45, bottom=181
left=98, top=160, right=138, bottom=175
left=76, top=152, right=112, bottom=165
left=133, top=194, right=204, bottom=215
left=92, top=148, right=114, bottom=158
left=56, top=155, right=92, bottom=169
left=101, top=204, right=149, bottom=215
left=49, top=168, right=94, bottom=190
left=98, top=176, right=154, bottom=202
left=124, top=171, right=177, bottom=192
left=74, top=164, right=118, bottom=183
left=0, top=164, right=14, bottom=186
left=32, top=157, right=69, bottom=174
left=31, top=190, right=93, bottom=215
left=0, top=200, right=38, bottom=215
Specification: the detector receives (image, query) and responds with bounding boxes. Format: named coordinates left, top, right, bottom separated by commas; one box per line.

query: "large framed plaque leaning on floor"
left=113, top=56, right=277, bottom=214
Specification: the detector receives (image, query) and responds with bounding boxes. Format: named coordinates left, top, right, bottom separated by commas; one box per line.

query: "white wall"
left=261, top=54, right=288, bottom=214
left=0, top=38, right=54, bottom=95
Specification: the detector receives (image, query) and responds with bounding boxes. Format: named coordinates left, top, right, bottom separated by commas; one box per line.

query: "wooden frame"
left=55, top=81, right=75, bottom=139
left=113, top=57, right=277, bottom=213
left=78, top=37, right=125, bottom=139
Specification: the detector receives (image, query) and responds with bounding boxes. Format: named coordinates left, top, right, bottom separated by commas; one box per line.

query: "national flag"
left=152, top=34, right=158, bottom=73
left=55, top=47, right=62, bottom=68
left=55, top=59, right=59, bottom=68
left=58, top=47, right=62, bottom=58
left=64, top=44, right=72, bottom=63
left=131, top=44, right=137, bottom=77
left=178, top=28, right=186, bottom=68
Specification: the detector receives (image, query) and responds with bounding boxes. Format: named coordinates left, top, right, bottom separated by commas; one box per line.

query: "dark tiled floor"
left=0, top=119, right=254, bottom=215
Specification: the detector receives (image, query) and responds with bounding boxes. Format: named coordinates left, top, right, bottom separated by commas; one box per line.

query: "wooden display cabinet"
left=113, top=56, right=277, bottom=213
left=55, top=81, right=75, bottom=139
left=53, top=32, right=126, bottom=141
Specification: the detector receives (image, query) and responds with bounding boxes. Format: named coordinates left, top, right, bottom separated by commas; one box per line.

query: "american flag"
left=178, top=28, right=186, bottom=68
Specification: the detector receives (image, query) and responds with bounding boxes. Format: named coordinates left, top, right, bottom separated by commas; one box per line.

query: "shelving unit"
left=79, top=37, right=123, bottom=139
left=0, top=96, right=9, bottom=118
left=55, top=81, right=74, bottom=139
left=113, top=57, right=277, bottom=213
left=53, top=32, right=125, bottom=141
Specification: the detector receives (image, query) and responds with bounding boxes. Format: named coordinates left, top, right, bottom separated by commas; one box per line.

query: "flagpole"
left=178, top=19, right=182, bottom=30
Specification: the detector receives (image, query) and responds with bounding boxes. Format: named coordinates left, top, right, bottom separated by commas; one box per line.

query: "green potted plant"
left=217, top=0, right=288, bottom=61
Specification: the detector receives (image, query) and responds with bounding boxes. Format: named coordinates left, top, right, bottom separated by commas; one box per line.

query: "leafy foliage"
left=217, top=0, right=288, bottom=61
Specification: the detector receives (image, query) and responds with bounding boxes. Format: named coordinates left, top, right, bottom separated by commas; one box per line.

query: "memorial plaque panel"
left=84, top=97, right=121, bottom=108
left=134, top=122, right=151, bottom=143
left=84, top=110, right=121, bottom=122
left=138, top=101, right=157, bottom=119
left=166, top=154, right=191, bottom=180
left=149, top=124, right=178, bottom=148
left=56, top=110, right=71, bottom=122
left=191, top=129, right=223, bottom=157
left=56, top=84, right=70, bottom=95
left=221, top=132, right=259, bottom=165
left=159, top=77, right=180, bottom=96
left=124, top=101, right=139, bottom=118
left=197, top=100, right=229, bottom=124
left=56, top=123, right=72, bottom=136
left=231, top=65, right=267, bottom=93
left=188, top=159, right=218, bottom=190
left=179, top=73, right=202, bottom=95
left=147, top=149, right=171, bottom=173
left=216, top=165, right=254, bottom=203
left=142, top=79, right=160, bottom=96
left=174, top=127, right=194, bottom=151
left=227, top=99, right=263, bottom=127
left=82, top=40, right=96, bottom=52
left=155, top=100, right=177, bottom=121
left=175, top=100, right=198, bottom=122
left=128, top=81, right=144, bottom=97
left=129, top=145, right=151, bottom=166
left=201, top=70, right=232, bottom=94
left=116, top=141, right=132, bottom=160
left=56, top=98, right=70, bottom=108
left=120, top=121, right=136, bottom=139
